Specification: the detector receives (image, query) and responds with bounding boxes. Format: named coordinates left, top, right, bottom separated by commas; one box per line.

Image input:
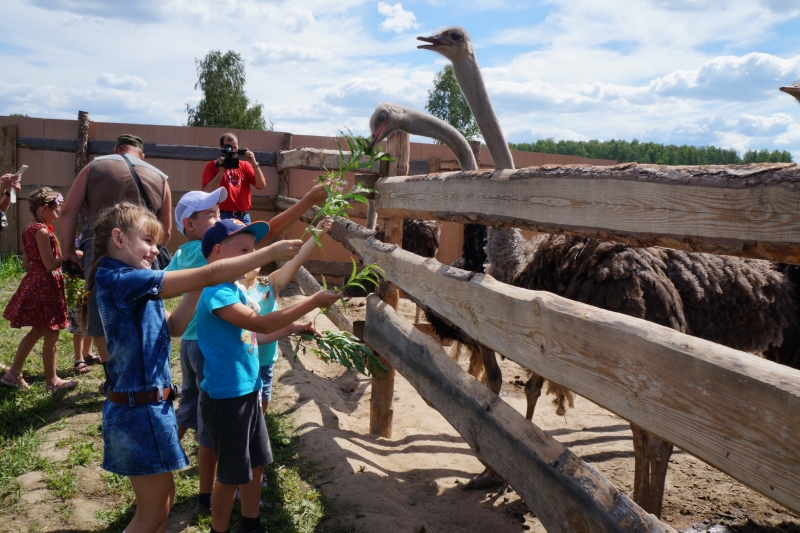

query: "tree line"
left=508, top=138, right=793, bottom=165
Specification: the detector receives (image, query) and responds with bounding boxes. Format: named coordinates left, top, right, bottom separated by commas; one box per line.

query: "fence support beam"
left=370, top=130, right=409, bottom=438
left=363, top=295, right=674, bottom=533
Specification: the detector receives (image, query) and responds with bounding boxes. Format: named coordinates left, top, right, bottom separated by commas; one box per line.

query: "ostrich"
left=417, top=26, right=799, bottom=517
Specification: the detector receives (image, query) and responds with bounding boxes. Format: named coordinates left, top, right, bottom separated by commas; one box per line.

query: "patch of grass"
left=68, top=440, right=102, bottom=467
left=0, top=254, right=25, bottom=282
left=44, top=465, right=77, bottom=499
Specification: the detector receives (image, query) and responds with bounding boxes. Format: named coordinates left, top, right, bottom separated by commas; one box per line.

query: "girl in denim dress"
left=86, top=203, right=305, bottom=533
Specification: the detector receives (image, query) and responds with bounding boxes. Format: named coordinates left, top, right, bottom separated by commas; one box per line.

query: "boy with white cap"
left=170, top=182, right=331, bottom=519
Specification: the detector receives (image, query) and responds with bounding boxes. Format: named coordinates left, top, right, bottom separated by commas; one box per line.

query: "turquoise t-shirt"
left=197, top=283, right=262, bottom=399
left=164, top=240, right=205, bottom=341
left=245, top=279, right=279, bottom=367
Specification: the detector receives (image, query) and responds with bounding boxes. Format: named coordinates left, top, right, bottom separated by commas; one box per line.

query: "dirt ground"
left=277, top=291, right=800, bottom=533
left=5, top=287, right=800, bottom=533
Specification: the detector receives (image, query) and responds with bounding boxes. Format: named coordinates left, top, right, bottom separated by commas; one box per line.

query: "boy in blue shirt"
left=197, top=219, right=340, bottom=533
left=169, top=182, right=330, bottom=519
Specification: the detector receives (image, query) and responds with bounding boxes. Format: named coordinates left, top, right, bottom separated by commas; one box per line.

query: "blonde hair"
left=83, top=203, right=165, bottom=328
left=28, top=187, right=62, bottom=254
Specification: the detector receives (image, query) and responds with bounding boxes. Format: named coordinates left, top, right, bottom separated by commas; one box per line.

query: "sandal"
left=74, top=360, right=91, bottom=374
left=84, top=353, right=102, bottom=365
left=1, top=370, right=30, bottom=390
left=45, top=379, right=78, bottom=392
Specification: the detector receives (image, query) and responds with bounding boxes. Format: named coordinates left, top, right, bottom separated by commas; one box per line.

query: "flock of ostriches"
left=366, top=27, right=800, bottom=519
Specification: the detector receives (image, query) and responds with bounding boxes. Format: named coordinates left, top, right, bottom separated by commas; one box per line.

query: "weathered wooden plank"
left=374, top=163, right=800, bottom=263
left=277, top=148, right=381, bottom=174
left=0, top=125, right=16, bottom=254
left=364, top=296, right=675, bottom=533
left=17, top=137, right=279, bottom=166
left=347, top=236, right=800, bottom=514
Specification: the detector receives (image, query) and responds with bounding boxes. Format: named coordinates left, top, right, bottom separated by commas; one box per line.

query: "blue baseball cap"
left=201, top=219, right=270, bottom=258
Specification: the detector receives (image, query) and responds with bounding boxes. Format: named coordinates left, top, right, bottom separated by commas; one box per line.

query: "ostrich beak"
left=780, top=86, right=800, bottom=99
left=417, top=35, right=450, bottom=50
left=369, top=122, right=390, bottom=149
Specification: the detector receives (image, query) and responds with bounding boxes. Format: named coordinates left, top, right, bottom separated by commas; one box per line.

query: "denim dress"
left=95, top=256, right=189, bottom=476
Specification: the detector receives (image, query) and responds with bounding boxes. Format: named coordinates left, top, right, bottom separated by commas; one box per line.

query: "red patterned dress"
left=3, top=222, right=68, bottom=330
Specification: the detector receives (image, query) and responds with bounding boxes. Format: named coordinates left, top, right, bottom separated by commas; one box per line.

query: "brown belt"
left=107, top=387, right=176, bottom=405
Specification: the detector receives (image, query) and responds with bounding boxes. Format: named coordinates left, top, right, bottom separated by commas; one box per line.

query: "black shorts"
left=199, top=390, right=273, bottom=485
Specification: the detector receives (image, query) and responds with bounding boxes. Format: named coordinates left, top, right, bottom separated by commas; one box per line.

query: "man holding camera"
left=201, top=133, right=266, bottom=223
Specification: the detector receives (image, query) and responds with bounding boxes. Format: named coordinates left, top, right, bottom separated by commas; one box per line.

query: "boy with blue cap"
left=197, top=219, right=340, bottom=533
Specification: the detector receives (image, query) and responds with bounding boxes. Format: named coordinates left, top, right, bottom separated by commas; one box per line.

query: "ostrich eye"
left=451, top=32, right=462, bottom=41
left=378, top=110, right=388, bottom=122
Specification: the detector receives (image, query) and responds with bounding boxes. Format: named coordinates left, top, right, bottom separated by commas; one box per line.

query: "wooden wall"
left=0, top=115, right=615, bottom=265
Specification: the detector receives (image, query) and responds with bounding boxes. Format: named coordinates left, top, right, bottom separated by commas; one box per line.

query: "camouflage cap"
left=115, top=134, right=144, bottom=152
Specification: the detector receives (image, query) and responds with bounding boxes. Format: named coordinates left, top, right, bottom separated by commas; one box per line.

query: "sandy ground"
left=276, top=291, right=800, bottom=533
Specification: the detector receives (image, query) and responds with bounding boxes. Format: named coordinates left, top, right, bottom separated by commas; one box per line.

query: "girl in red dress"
left=2, top=187, right=76, bottom=391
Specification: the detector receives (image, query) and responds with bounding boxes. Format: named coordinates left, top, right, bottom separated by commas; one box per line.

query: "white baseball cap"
left=175, top=188, right=228, bottom=234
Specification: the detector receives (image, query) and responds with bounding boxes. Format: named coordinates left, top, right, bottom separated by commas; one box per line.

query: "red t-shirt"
left=201, top=160, right=257, bottom=212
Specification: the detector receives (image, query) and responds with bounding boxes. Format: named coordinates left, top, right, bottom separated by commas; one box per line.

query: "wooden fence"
left=270, top=134, right=800, bottom=532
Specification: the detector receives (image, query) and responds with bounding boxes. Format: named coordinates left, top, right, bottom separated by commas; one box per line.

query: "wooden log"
left=16, top=137, right=279, bottom=166
left=343, top=236, right=800, bottom=514
left=277, top=133, right=292, bottom=197
left=374, top=163, right=800, bottom=264
left=364, top=296, right=675, bottom=533
left=277, top=147, right=381, bottom=174
left=0, top=125, right=17, bottom=254
left=74, top=111, right=89, bottom=177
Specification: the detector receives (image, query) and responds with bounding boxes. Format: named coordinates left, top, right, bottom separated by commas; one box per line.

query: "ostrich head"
left=369, top=102, right=405, bottom=148
left=368, top=102, right=478, bottom=170
left=417, top=27, right=475, bottom=63
left=780, top=82, right=800, bottom=104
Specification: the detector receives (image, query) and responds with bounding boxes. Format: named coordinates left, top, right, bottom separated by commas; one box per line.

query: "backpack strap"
left=121, top=154, right=154, bottom=214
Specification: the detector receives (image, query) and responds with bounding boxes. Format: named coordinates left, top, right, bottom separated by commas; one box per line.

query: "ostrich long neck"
left=450, top=52, right=515, bottom=170
left=402, top=108, right=477, bottom=170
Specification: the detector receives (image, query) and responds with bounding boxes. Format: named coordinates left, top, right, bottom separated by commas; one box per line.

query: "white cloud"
left=96, top=73, right=148, bottom=91
left=377, top=2, right=420, bottom=33
left=251, top=43, right=334, bottom=65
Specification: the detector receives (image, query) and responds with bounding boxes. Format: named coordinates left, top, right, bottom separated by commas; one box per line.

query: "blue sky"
left=2, top=0, right=800, bottom=158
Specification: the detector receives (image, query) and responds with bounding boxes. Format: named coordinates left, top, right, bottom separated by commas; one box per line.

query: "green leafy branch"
left=305, top=131, right=393, bottom=249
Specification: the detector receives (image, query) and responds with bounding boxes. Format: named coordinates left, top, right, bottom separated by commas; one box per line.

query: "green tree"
left=425, top=65, right=481, bottom=141
left=186, top=50, right=272, bottom=131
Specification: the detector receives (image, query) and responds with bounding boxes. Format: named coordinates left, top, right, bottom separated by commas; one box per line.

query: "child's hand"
left=314, top=290, right=342, bottom=309
left=292, top=321, right=316, bottom=336
left=266, top=239, right=303, bottom=261
left=315, top=216, right=332, bottom=235
left=307, top=179, right=331, bottom=203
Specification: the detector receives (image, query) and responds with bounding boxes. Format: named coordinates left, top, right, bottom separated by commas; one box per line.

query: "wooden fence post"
left=0, top=125, right=17, bottom=255
left=74, top=111, right=89, bottom=176
left=277, top=133, right=293, bottom=239
left=469, top=140, right=481, bottom=168
left=369, top=130, right=409, bottom=438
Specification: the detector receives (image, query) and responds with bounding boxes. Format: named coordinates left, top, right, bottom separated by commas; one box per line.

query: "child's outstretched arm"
left=215, top=291, right=341, bottom=335
left=160, top=239, right=303, bottom=299
left=269, top=216, right=332, bottom=294
left=265, top=179, right=330, bottom=238
left=255, top=320, right=314, bottom=346
left=165, top=290, right=201, bottom=337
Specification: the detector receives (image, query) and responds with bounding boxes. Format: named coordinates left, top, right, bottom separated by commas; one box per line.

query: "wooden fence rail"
left=364, top=296, right=675, bottom=533
left=374, top=163, right=800, bottom=264
left=277, top=196, right=800, bottom=515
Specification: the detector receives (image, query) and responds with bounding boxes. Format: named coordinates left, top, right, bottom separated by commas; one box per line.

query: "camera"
left=216, top=144, right=247, bottom=169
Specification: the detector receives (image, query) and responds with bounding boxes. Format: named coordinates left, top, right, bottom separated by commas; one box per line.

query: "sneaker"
left=191, top=501, right=211, bottom=521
